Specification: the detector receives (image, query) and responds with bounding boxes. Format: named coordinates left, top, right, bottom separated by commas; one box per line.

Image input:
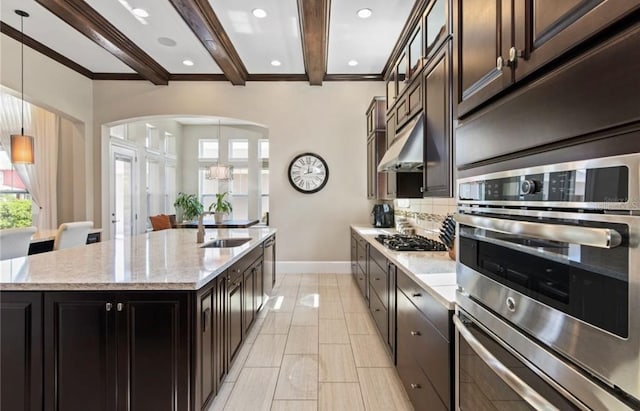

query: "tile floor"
left=207, top=273, right=414, bottom=411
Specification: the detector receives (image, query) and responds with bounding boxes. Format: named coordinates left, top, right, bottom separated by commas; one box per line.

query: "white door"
left=110, top=145, right=136, bottom=239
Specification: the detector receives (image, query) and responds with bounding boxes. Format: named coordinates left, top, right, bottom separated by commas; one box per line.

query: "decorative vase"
left=214, top=213, right=225, bottom=223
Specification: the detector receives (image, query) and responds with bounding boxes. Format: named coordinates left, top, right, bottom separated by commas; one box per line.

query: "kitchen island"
left=0, top=227, right=276, bottom=411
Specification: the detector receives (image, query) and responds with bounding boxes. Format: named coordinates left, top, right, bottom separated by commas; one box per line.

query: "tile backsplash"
left=394, top=197, right=457, bottom=238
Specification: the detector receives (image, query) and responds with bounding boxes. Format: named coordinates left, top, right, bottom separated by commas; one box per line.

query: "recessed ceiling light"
left=158, top=37, right=177, bottom=47
left=252, top=8, right=267, bottom=18
left=270, top=60, right=282, bottom=67
left=348, top=60, right=359, bottom=67
left=182, top=59, right=195, bottom=66
left=132, top=8, right=149, bottom=18
left=357, top=8, right=372, bottom=19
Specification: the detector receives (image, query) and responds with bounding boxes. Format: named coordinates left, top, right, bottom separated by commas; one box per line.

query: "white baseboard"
left=277, top=261, right=351, bottom=274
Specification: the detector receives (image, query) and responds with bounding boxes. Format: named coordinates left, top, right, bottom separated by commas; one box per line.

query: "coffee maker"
left=371, top=204, right=394, bottom=228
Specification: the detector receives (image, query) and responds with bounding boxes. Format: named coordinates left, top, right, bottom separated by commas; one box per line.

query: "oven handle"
left=453, top=315, right=561, bottom=411
left=455, top=214, right=622, bottom=249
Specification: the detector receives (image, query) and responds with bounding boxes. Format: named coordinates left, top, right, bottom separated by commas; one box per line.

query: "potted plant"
left=173, top=193, right=203, bottom=222
left=209, top=192, right=233, bottom=223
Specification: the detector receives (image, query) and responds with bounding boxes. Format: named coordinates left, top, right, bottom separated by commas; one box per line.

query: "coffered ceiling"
left=0, top=0, right=416, bottom=85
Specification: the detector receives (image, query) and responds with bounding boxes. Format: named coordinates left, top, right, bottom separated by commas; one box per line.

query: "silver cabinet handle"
left=453, top=316, right=559, bottom=411
left=105, top=303, right=112, bottom=311
left=455, top=213, right=621, bottom=249
left=496, top=56, right=504, bottom=71
left=412, top=293, right=422, bottom=298
left=410, top=331, right=420, bottom=336
left=117, top=303, right=124, bottom=312
left=410, top=383, right=421, bottom=389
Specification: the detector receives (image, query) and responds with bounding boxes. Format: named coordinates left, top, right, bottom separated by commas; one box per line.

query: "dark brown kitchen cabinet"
left=425, top=0, right=450, bottom=58
left=513, top=0, right=639, bottom=81
left=423, top=41, right=453, bottom=197
left=455, top=0, right=512, bottom=117
left=396, top=269, right=453, bottom=410
left=366, top=97, right=390, bottom=200
left=196, top=282, right=216, bottom=409
left=1, top=292, right=43, bottom=411
left=396, top=79, right=423, bottom=131
left=368, top=245, right=397, bottom=358
left=455, top=0, right=640, bottom=117
left=43, top=291, right=190, bottom=411
left=254, top=257, right=264, bottom=313
left=227, top=268, right=244, bottom=362
left=215, top=276, right=228, bottom=388
left=243, top=265, right=255, bottom=334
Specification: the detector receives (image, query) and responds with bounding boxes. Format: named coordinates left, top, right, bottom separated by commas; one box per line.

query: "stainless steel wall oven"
left=454, top=153, right=640, bottom=410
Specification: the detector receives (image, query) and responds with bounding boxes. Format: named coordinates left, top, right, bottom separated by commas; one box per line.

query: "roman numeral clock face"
left=288, top=153, right=329, bottom=194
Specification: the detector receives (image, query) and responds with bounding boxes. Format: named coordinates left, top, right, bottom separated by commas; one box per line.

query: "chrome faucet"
left=197, top=212, right=209, bottom=243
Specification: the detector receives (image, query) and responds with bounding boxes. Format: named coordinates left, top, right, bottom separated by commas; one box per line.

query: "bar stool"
left=0, top=226, right=37, bottom=260
left=53, top=221, right=93, bottom=251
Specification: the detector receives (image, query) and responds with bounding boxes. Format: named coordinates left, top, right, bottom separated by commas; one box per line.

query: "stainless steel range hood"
left=377, top=113, right=424, bottom=172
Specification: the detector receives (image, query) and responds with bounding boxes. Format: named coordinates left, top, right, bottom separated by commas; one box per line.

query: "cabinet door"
left=367, top=137, right=376, bottom=199
left=456, top=0, right=512, bottom=116
left=424, top=41, right=453, bottom=197
left=351, top=235, right=358, bottom=277
left=216, top=276, right=228, bottom=387
left=1, top=292, right=42, bottom=411
left=228, top=280, right=243, bottom=362
left=254, top=258, right=264, bottom=313
left=243, top=267, right=255, bottom=334
left=374, top=131, right=390, bottom=200
left=117, top=292, right=190, bottom=411
left=197, top=287, right=215, bottom=409
left=44, top=292, right=117, bottom=411
left=514, top=0, right=640, bottom=81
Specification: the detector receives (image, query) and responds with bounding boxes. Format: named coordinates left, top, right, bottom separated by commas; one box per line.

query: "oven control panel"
left=459, top=166, right=628, bottom=203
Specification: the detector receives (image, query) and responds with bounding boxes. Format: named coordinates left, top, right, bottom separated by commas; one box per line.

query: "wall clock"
left=288, top=152, right=329, bottom=194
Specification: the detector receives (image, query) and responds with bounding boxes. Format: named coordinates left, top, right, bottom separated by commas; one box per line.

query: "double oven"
left=454, top=153, right=640, bottom=410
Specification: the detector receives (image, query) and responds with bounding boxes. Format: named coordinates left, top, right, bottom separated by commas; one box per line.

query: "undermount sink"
left=201, top=238, right=252, bottom=248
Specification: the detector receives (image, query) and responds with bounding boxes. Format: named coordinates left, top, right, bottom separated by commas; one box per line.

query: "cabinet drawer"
left=369, top=246, right=387, bottom=275
left=369, top=288, right=388, bottom=343
left=397, top=291, right=451, bottom=408
left=397, top=338, right=448, bottom=411
left=397, top=269, right=450, bottom=338
left=368, top=260, right=388, bottom=309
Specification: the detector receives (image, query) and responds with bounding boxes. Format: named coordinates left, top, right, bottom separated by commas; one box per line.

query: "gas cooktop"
left=375, top=234, right=447, bottom=252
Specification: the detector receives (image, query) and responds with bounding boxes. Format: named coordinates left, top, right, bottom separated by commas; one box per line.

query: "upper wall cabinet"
left=456, top=0, right=640, bottom=117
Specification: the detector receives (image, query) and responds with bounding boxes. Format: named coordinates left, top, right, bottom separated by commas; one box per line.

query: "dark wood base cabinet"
left=0, top=292, right=42, bottom=411
left=1, top=240, right=272, bottom=411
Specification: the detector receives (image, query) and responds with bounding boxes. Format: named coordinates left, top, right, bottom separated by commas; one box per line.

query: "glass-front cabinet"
left=386, top=74, right=396, bottom=110
left=396, top=53, right=409, bottom=95
left=408, top=26, right=423, bottom=79
left=425, top=0, right=448, bottom=58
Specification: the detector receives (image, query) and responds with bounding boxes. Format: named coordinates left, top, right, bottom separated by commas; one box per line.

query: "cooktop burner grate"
left=375, top=234, right=447, bottom=251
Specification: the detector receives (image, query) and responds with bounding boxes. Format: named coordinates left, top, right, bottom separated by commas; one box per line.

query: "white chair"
left=0, top=226, right=37, bottom=260
left=53, top=221, right=93, bottom=251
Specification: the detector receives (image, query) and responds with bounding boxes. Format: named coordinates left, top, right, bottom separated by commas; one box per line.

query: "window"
left=199, top=139, right=219, bottom=160
left=0, top=149, right=32, bottom=228
left=146, top=159, right=163, bottom=227
left=230, top=168, right=248, bottom=219
left=110, top=124, right=128, bottom=140
left=165, top=132, right=176, bottom=156
left=229, top=139, right=249, bottom=160
left=145, top=124, right=162, bottom=152
left=260, top=169, right=269, bottom=219
left=165, top=164, right=176, bottom=213
left=199, top=168, right=219, bottom=211
left=258, top=140, right=269, bottom=159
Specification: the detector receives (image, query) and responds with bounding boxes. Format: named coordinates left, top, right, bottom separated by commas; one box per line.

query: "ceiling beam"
left=1, top=21, right=93, bottom=79
left=169, top=0, right=248, bottom=86
left=35, top=0, right=169, bottom=85
left=297, top=0, right=331, bottom=86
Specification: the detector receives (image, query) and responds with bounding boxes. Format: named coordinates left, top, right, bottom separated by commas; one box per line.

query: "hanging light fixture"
left=206, top=120, right=232, bottom=180
left=11, top=10, right=34, bottom=164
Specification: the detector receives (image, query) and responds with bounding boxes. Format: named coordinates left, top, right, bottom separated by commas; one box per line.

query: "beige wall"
left=1, top=33, right=94, bottom=222
left=93, top=81, right=384, bottom=261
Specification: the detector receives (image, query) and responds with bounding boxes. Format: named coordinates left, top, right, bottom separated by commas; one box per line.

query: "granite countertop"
left=0, top=228, right=276, bottom=291
left=31, top=228, right=103, bottom=243
left=351, top=225, right=457, bottom=310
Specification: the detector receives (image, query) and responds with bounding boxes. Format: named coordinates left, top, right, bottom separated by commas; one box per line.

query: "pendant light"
left=206, top=120, right=232, bottom=180
left=10, top=10, right=35, bottom=164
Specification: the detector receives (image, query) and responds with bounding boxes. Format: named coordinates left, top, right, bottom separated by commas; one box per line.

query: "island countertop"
left=0, top=228, right=276, bottom=291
